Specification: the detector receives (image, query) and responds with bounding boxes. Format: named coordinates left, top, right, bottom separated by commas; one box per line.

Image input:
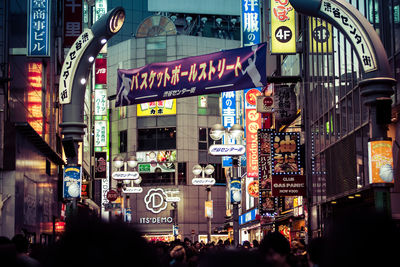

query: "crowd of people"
left=0, top=209, right=399, bottom=267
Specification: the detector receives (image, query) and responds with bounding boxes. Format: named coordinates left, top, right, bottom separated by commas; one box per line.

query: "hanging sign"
left=209, top=144, right=246, bottom=156
left=63, top=165, right=82, bottom=199
left=273, top=86, right=297, bottom=124
left=116, top=43, right=267, bottom=106
left=94, top=89, right=107, bottom=116
left=271, top=132, right=301, bottom=174
left=271, top=0, right=296, bottom=54
left=222, top=91, right=237, bottom=167
left=242, top=0, right=261, bottom=46
left=246, top=109, right=262, bottom=177
left=272, top=174, right=306, bottom=197
left=205, top=200, right=213, bottom=218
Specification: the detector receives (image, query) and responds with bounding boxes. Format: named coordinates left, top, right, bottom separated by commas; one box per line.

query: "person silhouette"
left=116, top=73, right=132, bottom=106
left=241, top=45, right=263, bottom=87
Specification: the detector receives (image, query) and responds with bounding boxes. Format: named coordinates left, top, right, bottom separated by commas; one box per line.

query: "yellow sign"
left=137, top=99, right=176, bottom=116
left=271, top=0, right=296, bottom=54
left=309, top=17, right=332, bottom=53
left=368, top=140, right=394, bottom=183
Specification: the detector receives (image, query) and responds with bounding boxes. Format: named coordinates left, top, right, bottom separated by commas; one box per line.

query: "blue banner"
left=242, top=0, right=261, bottom=46
left=222, top=91, right=236, bottom=167
left=28, top=0, right=50, bottom=56
left=116, top=43, right=267, bottom=106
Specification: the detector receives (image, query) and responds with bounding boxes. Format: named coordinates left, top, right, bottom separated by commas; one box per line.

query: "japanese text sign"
left=246, top=109, right=262, bottom=177
left=368, top=140, right=394, bottom=183
left=63, top=0, right=83, bottom=47
left=258, top=129, right=273, bottom=191
left=59, top=29, right=94, bottom=104
left=320, top=0, right=377, bottom=72
left=94, top=120, right=107, bottom=147
left=271, top=132, right=301, bottom=175
left=94, top=89, right=107, bottom=116
left=271, top=0, right=296, bottom=54
left=28, top=0, right=50, bottom=56
left=116, top=43, right=267, bottom=106
left=242, top=0, right=261, bottom=46
left=222, top=91, right=237, bottom=167
left=273, top=86, right=297, bottom=124
left=137, top=99, right=176, bottom=116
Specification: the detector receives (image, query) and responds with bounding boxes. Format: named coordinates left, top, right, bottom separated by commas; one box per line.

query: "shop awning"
left=15, top=122, right=65, bottom=165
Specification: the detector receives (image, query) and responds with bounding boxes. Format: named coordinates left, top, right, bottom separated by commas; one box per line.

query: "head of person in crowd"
left=252, top=239, right=259, bottom=248
left=42, top=214, right=160, bottom=267
left=169, top=245, right=186, bottom=266
left=259, top=231, right=291, bottom=267
left=242, top=240, right=251, bottom=249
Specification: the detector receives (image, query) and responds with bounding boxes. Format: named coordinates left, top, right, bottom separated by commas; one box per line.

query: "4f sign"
left=271, top=0, right=296, bottom=54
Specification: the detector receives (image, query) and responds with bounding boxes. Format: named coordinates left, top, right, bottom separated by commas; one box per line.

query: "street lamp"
left=192, top=164, right=215, bottom=243
left=112, top=155, right=142, bottom=223
left=209, top=123, right=244, bottom=245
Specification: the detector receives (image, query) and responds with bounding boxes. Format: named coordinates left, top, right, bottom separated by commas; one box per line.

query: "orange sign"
left=368, top=140, right=394, bottom=183
left=246, top=109, right=262, bottom=177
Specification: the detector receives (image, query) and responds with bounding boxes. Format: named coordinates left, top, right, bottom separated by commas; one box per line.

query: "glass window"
left=119, top=130, right=127, bottom=153
left=137, top=127, right=176, bottom=151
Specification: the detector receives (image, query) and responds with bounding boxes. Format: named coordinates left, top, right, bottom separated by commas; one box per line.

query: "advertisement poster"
left=271, top=132, right=301, bottom=174
left=230, top=178, right=242, bottom=204
left=137, top=150, right=176, bottom=173
left=116, top=43, right=267, bottom=106
left=63, top=166, right=82, bottom=199
left=368, top=140, right=394, bottom=183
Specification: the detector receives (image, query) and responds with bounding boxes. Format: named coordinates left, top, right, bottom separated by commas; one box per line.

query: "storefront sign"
left=94, top=152, right=107, bottom=179
left=27, top=62, right=43, bottom=135
left=59, top=29, right=94, bottom=104
left=94, top=120, right=107, bottom=147
left=273, top=86, right=297, bottom=124
left=368, top=140, right=394, bottom=183
left=242, top=0, right=261, bottom=46
left=63, top=0, right=83, bottom=47
left=239, top=208, right=258, bottom=225
left=144, top=188, right=168, bottom=214
left=271, top=132, right=301, bottom=174
left=272, top=174, right=306, bottom=196
left=320, top=0, right=377, bottom=72
left=245, top=88, right=262, bottom=109
left=246, top=109, right=262, bottom=177
left=94, top=89, right=107, bottom=116
left=257, top=96, right=274, bottom=113
left=258, top=130, right=273, bottom=190
left=137, top=99, right=176, bottom=116
left=95, top=58, right=107, bottom=84
left=116, top=43, right=267, bottom=106
left=192, top=178, right=216, bottom=186
left=209, top=144, right=245, bottom=156
left=271, top=0, right=296, bottom=54
left=63, top=166, right=82, bottom=199
left=139, top=217, right=173, bottom=224
left=309, top=17, right=333, bottom=53
left=28, top=0, right=50, bottom=56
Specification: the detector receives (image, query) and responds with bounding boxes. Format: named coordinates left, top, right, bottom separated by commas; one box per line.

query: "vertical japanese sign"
left=222, top=91, right=237, bottom=167
left=95, top=0, right=107, bottom=22
left=320, top=0, right=377, bottom=72
left=270, top=0, right=296, bottom=54
left=28, top=0, right=50, bottom=56
left=309, top=17, right=333, bottom=53
left=273, top=86, right=297, bottom=125
left=94, top=120, right=107, bottom=147
left=271, top=132, right=301, bottom=174
left=242, top=0, right=261, bottom=46
left=94, top=90, right=107, bottom=116
left=95, top=58, right=107, bottom=84
left=368, top=140, right=394, bottom=183
left=246, top=109, right=262, bottom=177
left=63, top=166, right=82, bottom=199
left=27, top=62, right=43, bottom=135
left=63, top=0, right=83, bottom=47
left=94, top=152, right=107, bottom=179
left=258, top=129, right=275, bottom=214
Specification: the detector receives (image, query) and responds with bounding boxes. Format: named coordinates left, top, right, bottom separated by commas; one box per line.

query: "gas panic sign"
left=320, top=0, right=377, bottom=73
left=271, top=0, right=296, bottom=53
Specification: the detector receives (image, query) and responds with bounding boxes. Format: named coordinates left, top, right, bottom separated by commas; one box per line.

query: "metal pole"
left=232, top=156, right=239, bottom=246
left=206, top=186, right=212, bottom=243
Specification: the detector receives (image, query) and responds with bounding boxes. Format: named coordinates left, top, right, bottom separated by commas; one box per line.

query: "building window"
left=138, top=127, right=176, bottom=151
left=119, top=130, right=127, bottom=153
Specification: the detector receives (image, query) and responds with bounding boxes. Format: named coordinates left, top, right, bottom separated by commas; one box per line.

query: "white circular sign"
left=144, top=188, right=168, bottom=214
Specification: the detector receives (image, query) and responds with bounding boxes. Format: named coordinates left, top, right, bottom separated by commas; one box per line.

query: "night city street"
left=0, top=0, right=400, bottom=266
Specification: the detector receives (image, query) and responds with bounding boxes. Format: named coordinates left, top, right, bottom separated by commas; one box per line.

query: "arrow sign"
left=112, top=171, right=139, bottom=180
left=208, top=144, right=246, bottom=156
left=192, top=178, right=216, bottom=186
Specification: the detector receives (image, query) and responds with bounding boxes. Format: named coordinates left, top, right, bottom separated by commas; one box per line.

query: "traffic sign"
left=106, top=189, right=118, bottom=201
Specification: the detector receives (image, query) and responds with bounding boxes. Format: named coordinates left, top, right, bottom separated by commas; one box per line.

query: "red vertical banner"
left=246, top=109, right=262, bottom=177
left=95, top=58, right=107, bottom=84
left=63, top=0, right=83, bottom=47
